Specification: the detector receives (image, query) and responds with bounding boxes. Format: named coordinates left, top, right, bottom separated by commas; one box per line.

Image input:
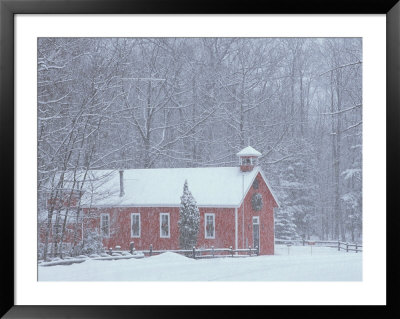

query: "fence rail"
left=140, top=245, right=259, bottom=259
left=337, top=241, right=363, bottom=253
left=119, top=239, right=362, bottom=260
left=275, top=238, right=362, bottom=253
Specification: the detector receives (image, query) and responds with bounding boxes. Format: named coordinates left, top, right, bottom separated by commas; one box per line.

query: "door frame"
left=252, top=216, right=260, bottom=251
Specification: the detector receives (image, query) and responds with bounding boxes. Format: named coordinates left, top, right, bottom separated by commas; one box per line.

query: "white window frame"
left=160, top=213, right=170, bottom=238
left=240, top=157, right=256, bottom=166
left=100, top=213, right=110, bottom=238
left=204, top=213, right=215, bottom=239
left=252, top=216, right=260, bottom=225
left=131, top=213, right=141, bottom=238
left=252, top=216, right=260, bottom=251
left=240, top=157, right=249, bottom=165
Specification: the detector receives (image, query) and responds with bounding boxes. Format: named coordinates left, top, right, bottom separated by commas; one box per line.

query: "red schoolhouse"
left=43, top=146, right=279, bottom=255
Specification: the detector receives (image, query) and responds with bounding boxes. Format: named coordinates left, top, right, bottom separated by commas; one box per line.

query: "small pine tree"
left=275, top=207, right=299, bottom=240
left=80, top=229, right=104, bottom=255
left=178, top=180, right=200, bottom=250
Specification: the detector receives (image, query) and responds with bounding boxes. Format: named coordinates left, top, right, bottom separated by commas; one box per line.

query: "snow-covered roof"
left=236, top=146, right=262, bottom=157
left=61, top=166, right=278, bottom=208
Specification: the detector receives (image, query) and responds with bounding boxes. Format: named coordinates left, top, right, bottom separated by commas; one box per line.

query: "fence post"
left=230, top=246, right=233, bottom=257
left=355, top=242, right=358, bottom=253
left=109, top=247, right=113, bottom=255
left=129, top=241, right=135, bottom=254
left=338, top=241, right=340, bottom=251
left=211, top=246, right=214, bottom=258
left=346, top=242, right=349, bottom=252
left=193, top=246, right=196, bottom=259
left=149, top=244, right=153, bottom=257
left=303, top=239, right=305, bottom=246
left=256, top=246, right=259, bottom=256
left=248, top=246, right=251, bottom=256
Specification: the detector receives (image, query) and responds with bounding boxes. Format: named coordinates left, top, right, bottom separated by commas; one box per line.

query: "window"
left=160, top=213, right=170, bottom=238
left=252, top=178, right=259, bottom=189
left=253, top=216, right=260, bottom=225
left=131, top=213, right=140, bottom=238
left=100, top=213, right=110, bottom=237
left=205, top=213, right=215, bottom=239
left=241, top=157, right=256, bottom=166
left=251, top=193, right=263, bottom=211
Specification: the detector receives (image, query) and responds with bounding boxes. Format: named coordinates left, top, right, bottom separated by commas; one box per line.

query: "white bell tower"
left=236, top=146, right=262, bottom=172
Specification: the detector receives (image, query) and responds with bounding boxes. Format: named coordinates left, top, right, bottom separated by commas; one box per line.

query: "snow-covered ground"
left=38, top=245, right=362, bottom=281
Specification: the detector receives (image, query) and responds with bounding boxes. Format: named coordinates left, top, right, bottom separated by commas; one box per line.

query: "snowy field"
left=38, top=245, right=362, bottom=281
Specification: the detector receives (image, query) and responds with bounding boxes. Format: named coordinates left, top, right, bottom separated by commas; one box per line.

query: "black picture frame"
left=1, top=0, right=398, bottom=317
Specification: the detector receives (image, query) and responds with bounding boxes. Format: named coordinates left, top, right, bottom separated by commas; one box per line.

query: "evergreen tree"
left=275, top=148, right=318, bottom=240
left=275, top=207, right=299, bottom=240
left=79, top=229, right=104, bottom=255
left=178, top=180, right=200, bottom=249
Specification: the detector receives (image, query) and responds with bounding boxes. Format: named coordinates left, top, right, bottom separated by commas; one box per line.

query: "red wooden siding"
left=83, top=207, right=181, bottom=251
left=40, top=171, right=278, bottom=255
left=239, top=156, right=257, bottom=172
left=81, top=207, right=236, bottom=251
left=197, top=208, right=236, bottom=249
left=237, top=172, right=277, bottom=255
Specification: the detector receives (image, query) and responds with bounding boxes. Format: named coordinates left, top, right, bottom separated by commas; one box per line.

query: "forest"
left=37, top=38, right=362, bottom=258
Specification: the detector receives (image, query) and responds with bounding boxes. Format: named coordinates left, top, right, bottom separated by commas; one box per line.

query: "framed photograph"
left=1, top=0, right=398, bottom=317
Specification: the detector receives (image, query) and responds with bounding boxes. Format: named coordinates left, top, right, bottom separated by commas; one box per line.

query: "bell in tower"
left=236, top=146, right=262, bottom=172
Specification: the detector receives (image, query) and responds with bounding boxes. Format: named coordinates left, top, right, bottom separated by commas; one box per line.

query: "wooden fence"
left=115, top=239, right=362, bottom=259
left=141, top=244, right=259, bottom=259
left=336, top=241, right=363, bottom=253
left=275, top=238, right=362, bottom=253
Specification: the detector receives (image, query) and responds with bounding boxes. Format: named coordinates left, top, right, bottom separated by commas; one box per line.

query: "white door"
left=252, top=216, right=260, bottom=249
